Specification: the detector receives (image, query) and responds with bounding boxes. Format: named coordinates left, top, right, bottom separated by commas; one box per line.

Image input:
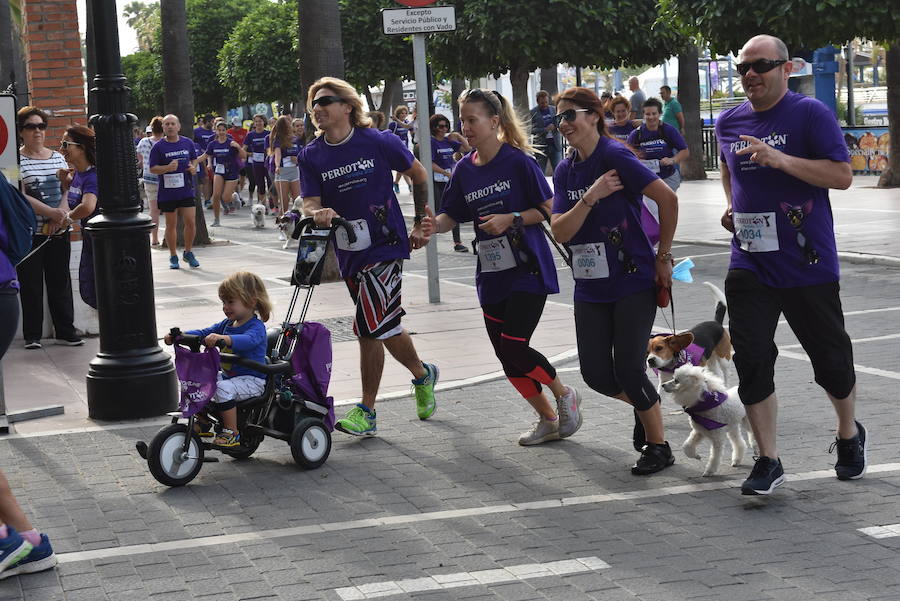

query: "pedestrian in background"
left=193, top=114, right=215, bottom=209
left=388, top=105, right=415, bottom=194
left=660, top=85, right=685, bottom=133
left=15, top=105, right=81, bottom=350
left=550, top=87, right=678, bottom=474
left=205, top=121, right=246, bottom=225
left=430, top=88, right=582, bottom=446
left=607, top=97, right=640, bottom=143
left=428, top=113, right=470, bottom=252
left=135, top=116, right=164, bottom=245
left=628, top=77, right=646, bottom=119
left=529, top=90, right=562, bottom=173
left=368, top=111, right=386, bottom=130
left=271, top=115, right=302, bottom=217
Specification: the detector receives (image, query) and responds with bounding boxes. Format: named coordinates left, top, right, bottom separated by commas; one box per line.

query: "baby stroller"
left=137, top=218, right=357, bottom=487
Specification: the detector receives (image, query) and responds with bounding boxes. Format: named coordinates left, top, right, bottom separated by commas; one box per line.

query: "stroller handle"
left=168, top=328, right=227, bottom=353
left=293, top=216, right=356, bottom=244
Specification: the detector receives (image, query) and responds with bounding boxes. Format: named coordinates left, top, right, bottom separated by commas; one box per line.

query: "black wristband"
left=414, top=214, right=423, bottom=224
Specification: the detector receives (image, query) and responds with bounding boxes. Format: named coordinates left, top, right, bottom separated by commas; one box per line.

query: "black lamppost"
left=84, top=0, right=176, bottom=419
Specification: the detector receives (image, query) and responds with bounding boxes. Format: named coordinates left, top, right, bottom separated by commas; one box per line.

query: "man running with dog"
left=717, top=34, right=865, bottom=496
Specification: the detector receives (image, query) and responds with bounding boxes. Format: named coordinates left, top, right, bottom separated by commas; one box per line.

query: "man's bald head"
left=740, top=35, right=789, bottom=62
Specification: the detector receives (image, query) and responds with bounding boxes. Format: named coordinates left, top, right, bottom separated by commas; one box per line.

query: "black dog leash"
left=533, top=204, right=571, bottom=267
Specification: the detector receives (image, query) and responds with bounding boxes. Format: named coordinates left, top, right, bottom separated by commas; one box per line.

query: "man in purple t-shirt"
left=717, top=35, right=864, bottom=496
left=299, top=77, right=437, bottom=438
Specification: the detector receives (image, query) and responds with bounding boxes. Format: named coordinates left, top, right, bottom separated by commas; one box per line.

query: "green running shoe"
left=412, top=362, right=438, bottom=420
left=335, top=403, right=377, bottom=436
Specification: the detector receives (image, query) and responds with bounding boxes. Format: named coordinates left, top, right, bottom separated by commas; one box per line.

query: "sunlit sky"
left=75, top=0, right=141, bottom=57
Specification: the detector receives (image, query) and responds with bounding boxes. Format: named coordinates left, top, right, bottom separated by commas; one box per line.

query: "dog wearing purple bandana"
left=663, top=364, right=755, bottom=476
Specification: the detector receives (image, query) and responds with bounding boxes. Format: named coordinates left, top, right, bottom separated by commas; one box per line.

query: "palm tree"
left=298, top=0, right=345, bottom=93
left=160, top=0, right=210, bottom=244
left=0, top=0, right=29, bottom=106
left=123, top=1, right=160, bottom=53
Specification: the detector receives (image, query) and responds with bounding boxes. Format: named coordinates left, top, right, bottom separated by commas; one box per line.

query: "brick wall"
left=22, top=0, right=87, bottom=146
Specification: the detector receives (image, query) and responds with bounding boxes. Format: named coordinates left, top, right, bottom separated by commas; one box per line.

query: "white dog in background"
left=662, top=364, right=755, bottom=477
left=250, top=204, right=266, bottom=229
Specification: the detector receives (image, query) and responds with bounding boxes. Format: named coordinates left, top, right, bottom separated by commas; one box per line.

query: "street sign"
left=0, top=94, right=19, bottom=184
left=394, top=0, right=437, bottom=6
left=382, top=6, right=456, bottom=35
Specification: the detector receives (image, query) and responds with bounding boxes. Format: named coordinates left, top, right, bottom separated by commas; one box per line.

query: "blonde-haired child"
left=165, top=271, right=273, bottom=447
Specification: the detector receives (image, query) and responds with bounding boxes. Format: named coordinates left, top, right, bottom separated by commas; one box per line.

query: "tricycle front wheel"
left=147, top=424, right=204, bottom=487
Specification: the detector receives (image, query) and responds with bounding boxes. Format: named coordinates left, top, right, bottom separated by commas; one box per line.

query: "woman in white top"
left=135, top=116, right=164, bottom=245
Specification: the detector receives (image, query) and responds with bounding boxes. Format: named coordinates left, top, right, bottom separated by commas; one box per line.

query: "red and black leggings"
left=482, top=291, right=557, bottom=399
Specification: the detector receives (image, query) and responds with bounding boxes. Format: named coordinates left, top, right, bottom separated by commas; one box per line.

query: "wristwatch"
left=656, top=250, right=674, bottom=264
left=413, top=214, right=423, bottom=225
left=512, top=211, right=523, bottom=229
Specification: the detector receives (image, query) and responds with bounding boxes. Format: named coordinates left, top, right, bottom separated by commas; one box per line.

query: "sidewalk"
left=1, top=174, right=898, bottom=434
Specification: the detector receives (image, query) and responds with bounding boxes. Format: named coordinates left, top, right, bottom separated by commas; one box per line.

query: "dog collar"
left=652, top=342, right=705, bottom=375
left=684, top=390, right=728, bottom=430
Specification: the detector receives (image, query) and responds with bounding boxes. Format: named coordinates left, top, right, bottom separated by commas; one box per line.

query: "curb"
left=675, top=239, right=900, bottom=268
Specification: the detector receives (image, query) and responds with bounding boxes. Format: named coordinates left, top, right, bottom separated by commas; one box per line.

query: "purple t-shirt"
left=193, top=126, right=215, bottom=149
left=298, top=127, right=413, bottom=278
left=388, top=120, right=412, bottom=144
left=609, top=121, right=637, bottom=142
left=244, top=130, right=269, bottom=163
left=716, top=91, right=850, bottom=288
left=0, top=186, right=18, bottom=289
left=431, top=137, right=461, bottom=174
left=274, top=136, right=303, bottom=167
left=626, top=123, right=687, bottom=179
left=67, top=167, right=99, bottom=225
left=439, top=144, right=559, bottom=305
left=205, top=138, right=240, bottom=179
left=149, top=136, right=198, bottom=202
left=552, top=137, right=658, bottom=303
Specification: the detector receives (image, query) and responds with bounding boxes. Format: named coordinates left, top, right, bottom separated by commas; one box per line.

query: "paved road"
left=3, top=242, right=900, bottom=600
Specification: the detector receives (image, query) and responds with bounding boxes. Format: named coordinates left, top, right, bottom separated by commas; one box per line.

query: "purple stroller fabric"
left=175, top=345, right=221, bottom=417
left=290, top=322, right=335, bottom=431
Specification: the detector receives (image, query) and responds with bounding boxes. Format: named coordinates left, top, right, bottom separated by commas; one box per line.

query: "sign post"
left=383, top=1, right=455, bottom=304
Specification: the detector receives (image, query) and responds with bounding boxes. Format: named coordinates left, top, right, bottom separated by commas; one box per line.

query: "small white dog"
left=250, top=203, right=266, bottom=229
left=662, top=364, right=755, bottom=477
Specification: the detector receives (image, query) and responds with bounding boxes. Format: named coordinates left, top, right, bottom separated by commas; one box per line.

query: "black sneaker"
left=831, top=420, right=867, bottom=480
left=55, top=337, right=84, bottom=346
left=741, top=456, right=785, bottom=495
left=632, top=409, right=645, bottom=452
left=631, top=441, right=675, bottom=475
left=24, top=340, right=42, bottom=350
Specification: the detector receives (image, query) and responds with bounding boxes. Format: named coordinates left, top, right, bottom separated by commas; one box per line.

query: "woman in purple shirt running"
left=204, top=121, right=247, bottom=225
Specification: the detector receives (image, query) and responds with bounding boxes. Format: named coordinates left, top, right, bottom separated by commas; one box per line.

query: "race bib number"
left=640, top=159, right=661, bottom=173
left=477, top=236, right=517, bottom=273
left=215, top=163, right=225, bottom=175
left=734, top=211, right=779, bottom=252
left=434, top=172, right=449, bottom=183
left=283, top=157, right=295, bottom=168
left=335, top=218, right=372, bottom=251
left=569, top=243, right=609, bottom=280
left=163, top=172, right=185, bottom=189
left=252, top=152, right=264, bottom=163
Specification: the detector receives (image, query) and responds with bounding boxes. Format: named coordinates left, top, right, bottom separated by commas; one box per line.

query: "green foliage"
left=340, top=0, right=414, bottom=90
left=658, top=0, right=898, bottom=54
left=185, top=0, right=260, bottom=113
left=122, top=1, right=160, bottom=52
left=218, top=0, right=300, bottom=104
left=428, top=0, right=684, bottom=80
left=122, top=50, right=164, bottom=121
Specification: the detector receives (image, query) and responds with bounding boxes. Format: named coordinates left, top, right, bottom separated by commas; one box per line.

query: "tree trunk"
left=510, top=65, right=530, bottom=118
left=379, top=78, right=402, bottom=114
left=160, top=0, right=210, bottom=244
left=678, top=45, right=707, bottom=181
left=451, top=78, right=465, bottom=128
left=540, top=66, right=558, bottom=99
left=0, top=0, right=14, bottom=92
left=298, top=0, right=345, bottom=94
left=297, top=0, right=345, bottom=282
left=877, top=41, right=900, bottom=188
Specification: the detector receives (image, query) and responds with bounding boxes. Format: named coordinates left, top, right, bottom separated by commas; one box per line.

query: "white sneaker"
left=277, top=230, right=286, bottom=241
left=518, top=416, right=560, bottom=446
left=556, top=386, right=582, bottom=438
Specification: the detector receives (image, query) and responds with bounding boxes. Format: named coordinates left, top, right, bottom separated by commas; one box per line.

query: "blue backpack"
left=0, top=171, right=37, bottom=265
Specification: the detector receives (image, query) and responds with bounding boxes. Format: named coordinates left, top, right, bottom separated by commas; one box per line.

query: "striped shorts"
left=345, top=260, right=406, bottom=340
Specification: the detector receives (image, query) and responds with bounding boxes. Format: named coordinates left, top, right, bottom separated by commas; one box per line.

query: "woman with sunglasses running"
left=428, top=113, right=470, bottom=252
left=551, top=87, right=678, bottom=475
left=243, top=114, right=271, bottom=209
left=427, top=88, right=581, bottom=446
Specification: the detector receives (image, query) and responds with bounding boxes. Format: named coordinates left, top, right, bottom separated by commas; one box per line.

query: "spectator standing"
left=529, top=90, right=562, bottom=173
left=135, top=116, right=164, bottom=245
left=59, top=125, right=99, bottom=310
left=628, top=77, right=646, bottom=119
left=428, top=113, right=470, bottom=252
left=660, top=86, right=685, bottom=132
left=15, top=106, right=81, bottom=349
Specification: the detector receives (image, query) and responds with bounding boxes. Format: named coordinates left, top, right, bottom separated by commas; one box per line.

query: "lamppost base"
left=86, top=346, right=177, bottom=421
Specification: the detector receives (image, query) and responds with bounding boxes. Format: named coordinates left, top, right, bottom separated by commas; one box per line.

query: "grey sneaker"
left=518, top=416, right=560, bottom=446
left=556, top=386, right=582, bottom=438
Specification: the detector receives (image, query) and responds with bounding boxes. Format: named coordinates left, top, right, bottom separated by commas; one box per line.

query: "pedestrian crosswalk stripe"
left=334, top=557, right=610, bottom=600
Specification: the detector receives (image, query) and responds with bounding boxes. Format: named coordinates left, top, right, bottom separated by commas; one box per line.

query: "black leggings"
left=482, top=292, right=557, bottom=399
left=0, top=289, right=19, bottom=361
left=575, top=287, right=659, bottom=411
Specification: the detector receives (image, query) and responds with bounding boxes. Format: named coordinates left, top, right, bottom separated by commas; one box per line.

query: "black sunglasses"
left=553, top=108, right=590, bottom=127
left=736, top=59, right=787, bottom=76
left=312, top=95, right=344, bottom=108
left=22, top=122, right=47, bottom=131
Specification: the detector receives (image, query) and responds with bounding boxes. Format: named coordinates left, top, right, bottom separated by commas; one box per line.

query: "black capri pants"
left=575, top=286, right=659, bottom=411
left=725, top=268, right=855, bottom=405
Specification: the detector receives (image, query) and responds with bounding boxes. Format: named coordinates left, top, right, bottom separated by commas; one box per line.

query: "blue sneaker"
left=0, top=534, right=56, bottom=580
left=182, top=251, right=200, bottom=268
left=393, top=183, right=400, bottom=195
left=0, top=527, right=32, bottom=576
left=169, top=255, right=179, bottom=269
